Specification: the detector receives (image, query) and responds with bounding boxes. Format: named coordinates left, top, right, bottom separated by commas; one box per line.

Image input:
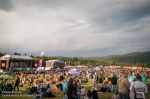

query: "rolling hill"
left=86, top=51, right=150, bottom=66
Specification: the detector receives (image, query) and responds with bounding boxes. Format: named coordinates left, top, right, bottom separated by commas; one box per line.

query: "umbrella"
left=0, top=75, right=15, bottom=80
left=51, top=86, right=58, bottom=94
left=128, top=76, right=135, bottom=83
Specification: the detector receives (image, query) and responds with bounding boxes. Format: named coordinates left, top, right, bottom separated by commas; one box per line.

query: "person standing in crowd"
left=99, top=75, right=104, bottom=84
left=84, top=90, right=93, bottom=99
left=89, top=73, right=93, bottom=84
left=91, top=87, right=99, bottom=99
left=40, top=88, right=46, bottom=98
left=14, top=76, right=20, bottom=92
left=117, top=71, right=130, bottom=99
left=93, top=74, right=99, bottom=89
left=111, top=74, right=117, bottom=92
left=30, top=76, right=34, bottom=85
left=80, top=86, right=86, bottom=96
left=129, top=73, right=148, bottom=99
left=66, top=78, right=77, bottom=99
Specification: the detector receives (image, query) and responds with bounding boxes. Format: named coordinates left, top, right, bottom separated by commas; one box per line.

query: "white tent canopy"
left=69, top=68, right=81, bottom=72
left=69, top=72, right=80, bottom=76
left=94, top=67, right=101, bottom=70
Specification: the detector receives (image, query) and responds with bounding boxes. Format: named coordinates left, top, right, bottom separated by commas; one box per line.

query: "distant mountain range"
left=85, top=51, right=150, bottom=66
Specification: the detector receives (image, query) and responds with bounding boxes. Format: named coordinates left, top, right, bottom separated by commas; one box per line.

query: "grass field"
left=0, top=74, right=150, bottom=99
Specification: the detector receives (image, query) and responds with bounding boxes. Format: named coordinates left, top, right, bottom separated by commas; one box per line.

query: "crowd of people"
left=0, top=66, right=149, bottom=99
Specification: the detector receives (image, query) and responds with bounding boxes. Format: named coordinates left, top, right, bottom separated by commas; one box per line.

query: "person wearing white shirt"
left=80, top=86, right=86, bottom=96
left=129, top=73, right=148, bottom=99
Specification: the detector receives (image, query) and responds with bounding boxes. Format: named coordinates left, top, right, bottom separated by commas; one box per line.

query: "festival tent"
left=94, top=67, right=100, bottom=70
left=56, top=67, right=61, bottom=69
left=124, top=66, right=143, bottom=70
left=56, top=67, right=61, bottom=70
left=109, top=66, right=122, bottom=69
left=68, top=68, right=81, bottom=72
left=0, top=55, right=34, bottom=71
left=69, top=72, right=81, bottom=76
left=88, top=68, right=94, bottom=72
left=68, top=68, right=81, bottom=76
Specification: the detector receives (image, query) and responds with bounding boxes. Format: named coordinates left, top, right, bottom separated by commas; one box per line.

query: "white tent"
left=70, top=72, right=80, bottom=76
left=69, top=68, right=81, bottom=72
left=94, top=67, right=100, bottom=70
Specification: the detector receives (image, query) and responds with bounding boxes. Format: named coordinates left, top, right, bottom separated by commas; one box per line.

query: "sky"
left=0, top=0, right=150, bottom=57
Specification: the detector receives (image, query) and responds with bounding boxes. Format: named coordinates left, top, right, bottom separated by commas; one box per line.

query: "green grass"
left=1, top=86, right=149, bottom=99
left=0, top=74, right=150, bottom=99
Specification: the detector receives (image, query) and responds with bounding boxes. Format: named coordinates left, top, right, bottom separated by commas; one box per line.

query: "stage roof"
left=0, top=55, right=33, bottom=60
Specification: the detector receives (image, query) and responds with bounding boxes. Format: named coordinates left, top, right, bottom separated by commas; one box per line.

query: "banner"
left=35, top=63, right=37, bottom=67
left=1, top=63, right=6, bottom=67
left=39, top=59, right=42, bottom=67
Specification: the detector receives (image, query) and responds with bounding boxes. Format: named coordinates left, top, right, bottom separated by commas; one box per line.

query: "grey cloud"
left=0, top=0, right=15, bottom=12
left=0, top=0, right=150, bottom=56
left=87, top=2, right=150, bottom=33
left=110, top=3, right=150, bottom=24
left=3, top=46, right=150, bottom=57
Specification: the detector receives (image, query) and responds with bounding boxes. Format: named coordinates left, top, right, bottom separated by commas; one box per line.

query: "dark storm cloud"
left=88, top=2, right=150, bottom=33
left=111, top=3, right=150, bottom=24
left=0, top=0, right=15, bottom=12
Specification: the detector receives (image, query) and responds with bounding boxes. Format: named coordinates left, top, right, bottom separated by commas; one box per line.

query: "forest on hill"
left=0, top=51, right=150, bottom=67
left=86, top=51, right=150, bottom=67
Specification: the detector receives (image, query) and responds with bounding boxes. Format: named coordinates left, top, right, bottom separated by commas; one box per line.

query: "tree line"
left=0, top=52, right=148, bottom=67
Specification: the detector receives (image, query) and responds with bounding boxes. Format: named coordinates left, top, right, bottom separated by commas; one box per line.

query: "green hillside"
left=86, top=51, right=150, bottom=66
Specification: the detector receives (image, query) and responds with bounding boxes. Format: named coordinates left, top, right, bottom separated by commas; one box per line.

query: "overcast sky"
left=0, top=0, right=150, bottom=57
